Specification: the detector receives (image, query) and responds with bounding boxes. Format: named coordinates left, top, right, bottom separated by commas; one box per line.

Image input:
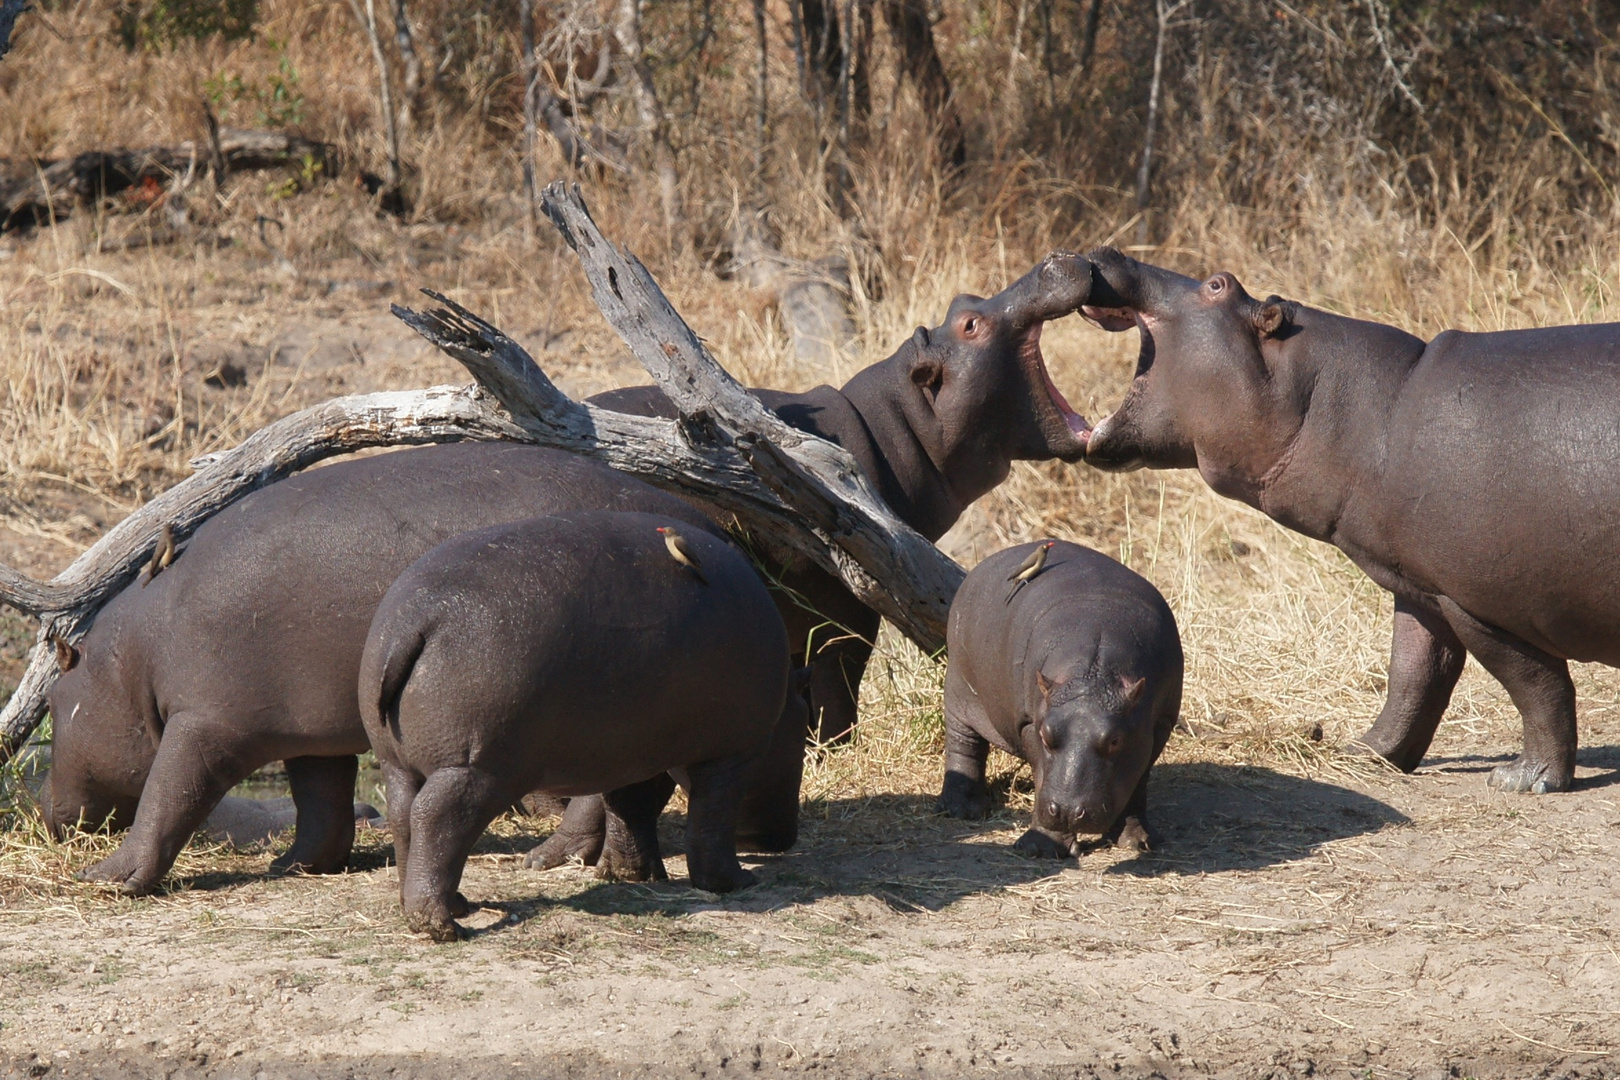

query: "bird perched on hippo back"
left=358, top=511, right=792, bottom=941
left=938, top=541, right=1182, bottom=856
left=1080, top=246, right=1620, bottom=794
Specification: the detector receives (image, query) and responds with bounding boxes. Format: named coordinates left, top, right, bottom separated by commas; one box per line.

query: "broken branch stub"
left=538, top=180, right=963, bottom=648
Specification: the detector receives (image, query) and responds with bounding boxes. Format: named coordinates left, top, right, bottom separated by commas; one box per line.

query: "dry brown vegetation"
left=3, top=1, right=1620, bottom=1077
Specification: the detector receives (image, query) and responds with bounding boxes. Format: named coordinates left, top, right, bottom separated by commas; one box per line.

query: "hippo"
left=44, top=443, right=724, bottom=894
left=359, top=511, right=791, bottom=939
left=44, top=253, right=1097, bottom=892
left=1079, top=246, right=1620, bottom=793
left=937, top=540, right=1182, bottom=854
left=535, top=252, right=1098, bottom=866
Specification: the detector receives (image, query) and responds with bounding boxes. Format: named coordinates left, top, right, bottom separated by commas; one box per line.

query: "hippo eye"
left=1205, top=276, right=1226, bottom=295
left=961, top=315, right=979, bottom=336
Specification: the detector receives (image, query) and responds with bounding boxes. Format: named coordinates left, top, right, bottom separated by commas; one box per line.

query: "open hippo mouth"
left=1020, top=321, right=1092, bottom=455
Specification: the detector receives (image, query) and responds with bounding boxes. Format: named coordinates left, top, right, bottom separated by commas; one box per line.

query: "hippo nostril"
left=1044, top=800, right=1061, bottom=821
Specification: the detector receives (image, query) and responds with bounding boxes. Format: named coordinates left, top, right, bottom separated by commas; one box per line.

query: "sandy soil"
left=3, top=736, right=1618, bottom=1080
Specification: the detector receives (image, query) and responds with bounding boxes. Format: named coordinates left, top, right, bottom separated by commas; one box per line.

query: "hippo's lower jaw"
left=1022, top=323, right=1091, bottom=460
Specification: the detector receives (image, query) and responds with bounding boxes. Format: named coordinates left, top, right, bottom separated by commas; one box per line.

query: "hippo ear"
left=54, top=638, right=78, bottom=673
left=909, top=353, right=944, bottom=399
left=1252, top=296, right=1295, bottom=340
left=1036, top=670, right=1065, bottom=698
left=1118, top=674, right=1146, bottom=707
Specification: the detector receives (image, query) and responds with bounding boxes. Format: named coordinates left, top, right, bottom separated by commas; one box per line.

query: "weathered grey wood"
left=539, top=180, right=963, bottom=648
left=0, top=386, right=524, bottom=755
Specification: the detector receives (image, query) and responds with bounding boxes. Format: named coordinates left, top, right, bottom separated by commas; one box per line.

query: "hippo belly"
left=1372, top=328, right=1620, bottom=664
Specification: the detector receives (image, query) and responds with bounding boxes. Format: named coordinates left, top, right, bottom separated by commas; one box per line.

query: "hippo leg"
left=684, top=754, right=758, bottom=893
left=79, top=713, right=255, bottom=894
left=1436, top=598, right=1577, bottom=794
left=270, top=754, right=359, bottom=876
left=806, top=606, right=881, bottom=745
left=1103, top=768, right=1155, bottom=853
left=1353, top=599, right=1467, bottom=771
left=735, top=701, right=808, bottom=855
left=524, top=794, right=608, bottom=870
left=400, top=765, right=507, bottom=941
left=381, top=762, right=420, bottom=886
left=1012, top=826, right=1076, bottom=858
left=597, top=775, right=674, bottom=883
left=937, top=678, right=992, bottom=819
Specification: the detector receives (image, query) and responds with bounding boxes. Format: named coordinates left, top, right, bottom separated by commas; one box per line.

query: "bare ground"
left=3, top=723, right=1618, bottom=1080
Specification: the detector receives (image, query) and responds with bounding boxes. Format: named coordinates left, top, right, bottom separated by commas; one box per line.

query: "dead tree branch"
left=0, top=184, right=967, bottom=767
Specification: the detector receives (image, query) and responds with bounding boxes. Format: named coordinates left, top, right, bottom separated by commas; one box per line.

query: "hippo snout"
left=1034, top=792, right=1112, bottom=836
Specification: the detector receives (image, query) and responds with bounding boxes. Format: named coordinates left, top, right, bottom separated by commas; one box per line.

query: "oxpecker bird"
left=657, top=525, right=708, bottom=585
left=1005, top=540, right=1055, bottom=603
left=143, top=524, right=176, bottom=586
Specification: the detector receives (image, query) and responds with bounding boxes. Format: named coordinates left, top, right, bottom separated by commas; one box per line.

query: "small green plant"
left=205, top=39, right=305, bottom=130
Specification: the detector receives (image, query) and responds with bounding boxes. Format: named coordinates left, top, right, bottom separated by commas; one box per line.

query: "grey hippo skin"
left=43, top=443, right=723, bottom=894
left=1080, top=246, right=1620, bottom=793
left=536, top=253, right=1098, bottom=864
left=938, top=541, right=1182, bottom=856
left=359, top=511, right=791, bottom=940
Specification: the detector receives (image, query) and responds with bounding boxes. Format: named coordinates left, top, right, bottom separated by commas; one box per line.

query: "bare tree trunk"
left=852, top=0, right=873, bottom=137
left=614, top=0, right=679, bottom=237
left=753, top=0, right=769, bottom=188
left=345, top=0, right=404, bottom=205
left=519, top=0, right=539, bottom=235
left=1135, top=0, right=1188, bottom=245
left=1079, top=0, right=1103, bottom=77
left=390, top=0, right=423, bottom=137
left=1006, top=0, right=1029, bottom=102
left=879, top=0, right=966, bottom=167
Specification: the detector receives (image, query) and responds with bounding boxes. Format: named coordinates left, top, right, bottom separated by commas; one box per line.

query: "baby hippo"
left=359, top=510, right=790, bottom=940
left=938, top=541, right=1182, bottom=856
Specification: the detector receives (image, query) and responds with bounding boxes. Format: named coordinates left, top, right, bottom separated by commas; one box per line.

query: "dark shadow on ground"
left=1413, top=743, right=1620, bottom=792
left=458, top=763, right=1407, bottom=933
left=1102, top=762, right=1408, bottom=878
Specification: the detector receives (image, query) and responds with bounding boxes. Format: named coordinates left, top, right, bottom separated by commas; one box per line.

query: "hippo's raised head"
left=1028, top=669, right=1153, bottom=837
left=847, top=252, right=1095, bottom=520
left=1079, top=248, right=1315, bottom=503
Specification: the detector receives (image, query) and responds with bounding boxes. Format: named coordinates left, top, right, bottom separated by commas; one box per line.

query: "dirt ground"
left=3, top=722, right=1618, bottom=1080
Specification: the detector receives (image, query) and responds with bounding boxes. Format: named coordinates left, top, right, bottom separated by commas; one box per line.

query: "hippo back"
left=51, top=443, right=722, bottom=773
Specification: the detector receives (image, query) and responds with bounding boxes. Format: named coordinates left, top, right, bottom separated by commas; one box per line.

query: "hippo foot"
left=269, top=846, right=349, bottom=877
left=1344, top=735, right=1421, bottom=773
left=79, top=848, right=160, bottom=896
left=1011, top=828, right=1076, bottom=859
left=689, top=864, right=757, bottom=894
left=1110, top=816, right=1152, bottom=853
left=937, top=772, right=992, bottom=820
left=736, top=826, right=797, bottom=854
left=404, top=908, right=464, bottom=943
left=1487, top=757, right=1572, bottom=794
left=523, top=828, right=605, bottom=871
left=595, top=846, right=668, bottom=884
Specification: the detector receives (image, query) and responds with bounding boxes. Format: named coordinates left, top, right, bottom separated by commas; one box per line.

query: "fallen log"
left=0, top=184, right=1067, bottom=765
left=0, top=128, right=332, bottom=231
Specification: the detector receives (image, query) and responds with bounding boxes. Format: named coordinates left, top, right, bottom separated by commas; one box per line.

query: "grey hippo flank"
left=1080, top=246, right=1620, bottom=793
left=938, top=540, right=1182, bottom=855
left=360, top=511, right=792, bottom=941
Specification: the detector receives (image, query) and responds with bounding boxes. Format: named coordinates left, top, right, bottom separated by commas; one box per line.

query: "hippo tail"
left=369, top=622, right=428, bottom=746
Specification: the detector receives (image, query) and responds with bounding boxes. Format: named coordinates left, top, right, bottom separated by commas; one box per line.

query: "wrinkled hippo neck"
left=1250, top=310, right=1427, bottom=559
left=837, top=359, right=970, bottom=541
